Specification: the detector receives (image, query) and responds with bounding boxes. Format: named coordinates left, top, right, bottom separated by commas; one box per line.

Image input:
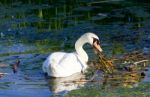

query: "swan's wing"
left=58, top=53, right=83, bottom=71
left=49, top=52, right=79, bottom=65
left=43, top=52, right=84, bottom=77
left=42, top=52, right=66, bottom=73
left=49, top=52, right=67, bottom=64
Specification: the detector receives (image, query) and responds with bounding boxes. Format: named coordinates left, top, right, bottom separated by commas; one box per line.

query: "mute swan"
left=42, top=32, right=102, bottom=77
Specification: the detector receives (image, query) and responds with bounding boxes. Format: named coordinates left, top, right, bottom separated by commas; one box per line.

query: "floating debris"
left=0, top=72, right=8, bottom=78
left=85, top=51, right=150, bottom=87
left=102, top=71, right=143, bottom=88
left=11, top=59, right=20, bottom=73
left=95, top=52, right=114, bottom=74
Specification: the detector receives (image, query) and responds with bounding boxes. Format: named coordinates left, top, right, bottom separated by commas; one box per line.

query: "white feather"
left=42, top=32, right=101, bottom=77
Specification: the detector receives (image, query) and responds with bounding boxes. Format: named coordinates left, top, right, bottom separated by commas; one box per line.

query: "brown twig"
left=133, top=60, right=149, bottom=65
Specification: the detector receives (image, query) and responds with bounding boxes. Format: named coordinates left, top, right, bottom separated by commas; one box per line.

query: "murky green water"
left=0, top=0, right=150, bottom=97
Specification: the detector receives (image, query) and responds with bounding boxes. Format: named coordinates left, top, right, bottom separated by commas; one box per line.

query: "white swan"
left=42, top=32, right=102, bottom=77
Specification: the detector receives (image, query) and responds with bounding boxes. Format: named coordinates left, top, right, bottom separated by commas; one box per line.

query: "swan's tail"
left=42, top=58, right=57, bottom=75
left=42, top=60, right=48, bottom=73
left=49, top=59, right=60, bottom=75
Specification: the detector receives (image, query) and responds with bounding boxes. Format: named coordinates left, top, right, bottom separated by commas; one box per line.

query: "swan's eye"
left=93, top=38, right=100, bottom=45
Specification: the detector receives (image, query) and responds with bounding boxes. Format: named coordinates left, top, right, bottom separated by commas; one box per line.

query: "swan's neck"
left=75, top=37, right=88, bottom=63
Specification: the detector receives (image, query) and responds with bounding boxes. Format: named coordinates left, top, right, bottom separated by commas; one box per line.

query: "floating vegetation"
left=114, top=51, right=150, bottom=71
left=95, top=51, right=149, bottom=73
left=78, top=51, right=150, bottom=87
left=92, top=51, right=149, bottom=87
left=96, top=52, right=114, bottom=74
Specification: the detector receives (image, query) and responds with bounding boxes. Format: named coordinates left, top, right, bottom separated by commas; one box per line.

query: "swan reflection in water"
left=44, top=68, right=147, bottom=95
left=46, top=73, right=86, bottom=94
left=45, top=70, right=145, bottom=94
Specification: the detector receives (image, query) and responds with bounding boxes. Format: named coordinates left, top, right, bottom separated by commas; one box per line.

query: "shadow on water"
left=0, top=0, right=150, bottom=97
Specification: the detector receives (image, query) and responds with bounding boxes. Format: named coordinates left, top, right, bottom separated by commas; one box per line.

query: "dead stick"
left=133, top=60, right=149, bottom=65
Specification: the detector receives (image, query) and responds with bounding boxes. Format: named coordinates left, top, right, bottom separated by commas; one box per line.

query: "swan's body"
left=42, top=32, right=102, bottom=77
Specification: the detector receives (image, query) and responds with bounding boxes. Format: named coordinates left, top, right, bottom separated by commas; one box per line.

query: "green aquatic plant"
left=65, top=82, right=150, bottom=97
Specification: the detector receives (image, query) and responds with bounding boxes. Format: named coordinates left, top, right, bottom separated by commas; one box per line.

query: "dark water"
left=0, top=0, right=150, bottom=97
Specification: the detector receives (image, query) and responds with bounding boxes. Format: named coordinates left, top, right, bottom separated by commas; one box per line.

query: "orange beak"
left=93, top=41, right=103, bottom=52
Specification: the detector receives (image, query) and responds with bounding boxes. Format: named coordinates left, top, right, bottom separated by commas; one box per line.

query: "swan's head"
left=75, top=32, right=102, bottom=62
left=84, top=32, right=103, bottom=52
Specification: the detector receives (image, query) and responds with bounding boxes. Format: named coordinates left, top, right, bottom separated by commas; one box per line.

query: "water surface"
left=0, top=0, right=150, bottom=97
